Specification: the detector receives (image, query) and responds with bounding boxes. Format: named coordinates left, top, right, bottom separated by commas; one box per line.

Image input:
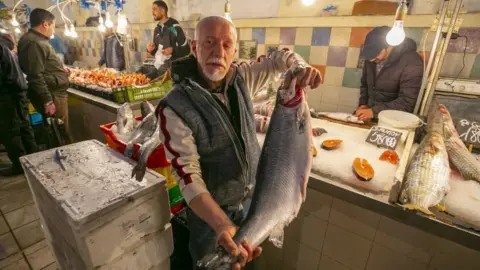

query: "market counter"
left=67, top=88, right=161, bottom=143
left=307, top=172, right=480, bottom=251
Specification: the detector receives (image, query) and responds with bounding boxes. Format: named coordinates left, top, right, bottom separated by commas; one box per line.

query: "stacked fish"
left=399, top=104, right=480, bottom=218
left=115, top=101, right=161, bottom=182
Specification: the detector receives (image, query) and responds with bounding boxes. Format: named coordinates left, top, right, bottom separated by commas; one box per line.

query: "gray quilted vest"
left=158, top=69, right=261, bottom=207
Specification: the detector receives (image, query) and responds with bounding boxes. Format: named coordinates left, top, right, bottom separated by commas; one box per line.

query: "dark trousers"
left=29, top=93, right=72, bottom=145
left=0, top=92, right=38, bottom=169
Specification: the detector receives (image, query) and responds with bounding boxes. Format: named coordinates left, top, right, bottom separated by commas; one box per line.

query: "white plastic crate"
left=20, top=140, right=172, bottom=269
left=50, top=224, right=174, bottom=270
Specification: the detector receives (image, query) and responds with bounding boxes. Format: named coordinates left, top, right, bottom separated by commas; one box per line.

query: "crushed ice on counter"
left=258, top=118, right=404, bottom=195
left=440, top=165, right=480, bottom=230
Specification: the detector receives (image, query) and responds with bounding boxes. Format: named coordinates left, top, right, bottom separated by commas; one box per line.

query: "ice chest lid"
left=20, top=140, right=166, bottom=225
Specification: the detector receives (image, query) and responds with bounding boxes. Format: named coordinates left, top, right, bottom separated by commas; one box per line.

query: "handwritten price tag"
left=365, top=126, right=402, bottom=150
left=456, top=118, right=480, bottom=145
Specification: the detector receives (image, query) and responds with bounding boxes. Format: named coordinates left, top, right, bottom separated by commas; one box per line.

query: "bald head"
left=191, top=16, right=238, bottom=85
left=194, top=16, right=237, bottom=42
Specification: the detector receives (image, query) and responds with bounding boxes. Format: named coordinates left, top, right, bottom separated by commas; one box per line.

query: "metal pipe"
left=413, top=0, right=450, bottom=114
left=420, top=0, right=463, bottom=116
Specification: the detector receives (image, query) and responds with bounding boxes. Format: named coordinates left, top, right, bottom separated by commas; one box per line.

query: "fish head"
left=197, top=247, right=234, bottom=270
left=437, top=104, right=460, bottom=140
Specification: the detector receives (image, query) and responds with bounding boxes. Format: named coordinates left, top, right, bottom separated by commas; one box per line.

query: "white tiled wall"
left=254, top=188, right=480, bottom=270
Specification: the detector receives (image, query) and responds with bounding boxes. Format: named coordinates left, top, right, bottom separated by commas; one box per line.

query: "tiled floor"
left=0, top=152, right=58, bottom=270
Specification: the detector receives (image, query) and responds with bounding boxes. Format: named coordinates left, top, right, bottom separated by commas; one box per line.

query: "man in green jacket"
left=18, top=8, right=70, bottom=138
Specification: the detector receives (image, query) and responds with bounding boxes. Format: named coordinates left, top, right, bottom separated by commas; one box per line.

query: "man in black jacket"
left=145, top=0, right=190, bottom=79
left=18, top=9, right=71, bottom=140
left=0, top=33, right=38, bottom=176
left=355, top=26, right=424, bottom=121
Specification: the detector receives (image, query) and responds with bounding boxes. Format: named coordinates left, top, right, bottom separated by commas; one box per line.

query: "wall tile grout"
left=362, top=215, right=383, bottom=270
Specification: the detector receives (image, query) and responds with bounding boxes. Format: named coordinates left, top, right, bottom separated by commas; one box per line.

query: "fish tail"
left=401, top=204, right=435, bottom=216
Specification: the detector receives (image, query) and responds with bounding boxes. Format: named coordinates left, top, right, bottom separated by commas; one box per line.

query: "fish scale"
left=197, top=79, right=312, bottom=269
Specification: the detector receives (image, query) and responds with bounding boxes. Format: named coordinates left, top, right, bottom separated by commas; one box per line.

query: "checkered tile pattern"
left=62, top=26, right=480, bottom=112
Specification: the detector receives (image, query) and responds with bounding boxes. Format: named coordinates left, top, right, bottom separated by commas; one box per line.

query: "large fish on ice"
left=197, top=77, right=313, bottom=269
left=399, top=105, right=450, bottom=216
left=439, top=104, right=480, bottom=183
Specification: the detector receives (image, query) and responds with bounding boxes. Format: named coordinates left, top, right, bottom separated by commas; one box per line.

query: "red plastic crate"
left=99, top=117, right=170, bottom=168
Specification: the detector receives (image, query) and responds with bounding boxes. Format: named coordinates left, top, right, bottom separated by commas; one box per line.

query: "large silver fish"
left=197, top=77, right=313, bottom=269
left=399, top=106, right=450, bottom=216
left=440, top=104, right=480, bottom=183
left=124, top=112, right=158, bottom=158
left=131, top=125, right=161, bottom=182
left=117, top=103, right=134, bottom=135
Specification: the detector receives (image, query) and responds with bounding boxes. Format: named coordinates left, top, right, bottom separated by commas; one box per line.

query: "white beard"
left=204, top=69, right=226, bottom=82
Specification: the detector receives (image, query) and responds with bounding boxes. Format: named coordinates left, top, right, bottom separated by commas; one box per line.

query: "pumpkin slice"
left=312, top=146, right=318, bottom=157
left=379, top=150, right=399, bottom=165
left=321, top=139, right=343, bottom=150
left=353, top=158, right=375, bottom=181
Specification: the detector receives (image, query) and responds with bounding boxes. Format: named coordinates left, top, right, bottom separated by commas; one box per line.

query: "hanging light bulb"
left=14, top=27, right=21, bottom=34
left=224, top=0, right=232, bottom=22
left=105, top=12, right=114, bottom=28
left=386, top=0, right=408, bottom=46
left=70, top=24, right=78, bottom=38
left=302, top=0, right=315, bottom=6
left=98, top=16, right=106, bottom=32
left=11, top=15, right=19, bottom=27
left=117, top=13, right=128, bottom=35
left=64, top=24, right=71, bottom=37
left=117, top=13, right=128, bottom=29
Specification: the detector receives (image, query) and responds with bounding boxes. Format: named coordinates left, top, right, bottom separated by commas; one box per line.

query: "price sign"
left=455, top=118, right=480, bottom=145
left=365, top=126, right=402, bottom=150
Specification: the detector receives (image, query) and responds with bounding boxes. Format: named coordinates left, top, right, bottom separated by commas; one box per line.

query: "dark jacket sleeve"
left=151, top=26, right=160, bottom=56
left=371, top=56, right=424, bottom=116
left=115, top=38, right=126, bottom=70
left=170, top=24, right=190, bottom=59
left=20, top=42, right=52, bottom=104
left=359, top=63, right=369, bottom=106
left=98, top=40, right=106, bottom=66
left=1, top=46, right=27, bottom=91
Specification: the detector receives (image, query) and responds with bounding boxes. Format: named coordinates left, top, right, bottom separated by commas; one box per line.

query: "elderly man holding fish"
left=156, top=16, right=321, bottom=269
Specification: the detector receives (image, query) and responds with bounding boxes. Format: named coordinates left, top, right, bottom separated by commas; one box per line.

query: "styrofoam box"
left=20, top=140, right=172, bottom=269
left=149, top=259, right=170, bottom=270
left=50, top=224, right=173, bottom=270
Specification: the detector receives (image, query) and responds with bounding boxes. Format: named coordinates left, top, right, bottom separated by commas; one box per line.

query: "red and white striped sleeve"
left=157, top=106, right=209, bottom=204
